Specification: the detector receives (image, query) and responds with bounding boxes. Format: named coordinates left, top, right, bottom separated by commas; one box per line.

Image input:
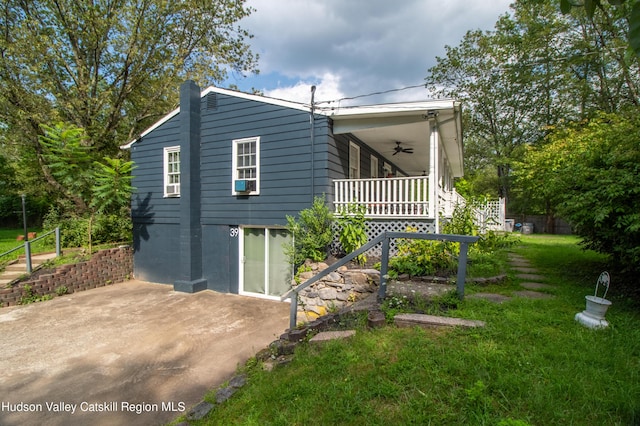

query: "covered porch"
left=334, top=175, right=465, bottom=220
left=326, top=99, right=465, bottom=229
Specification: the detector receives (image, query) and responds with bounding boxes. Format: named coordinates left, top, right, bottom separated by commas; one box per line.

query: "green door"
left=241, top=228, right=292, bottom=299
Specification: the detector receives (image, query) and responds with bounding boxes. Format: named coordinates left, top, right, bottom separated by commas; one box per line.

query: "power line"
left=314, top=84, right=427, bottom=106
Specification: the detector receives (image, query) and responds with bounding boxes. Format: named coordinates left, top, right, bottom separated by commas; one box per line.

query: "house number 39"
left=230, top=227, right=239, bottom=237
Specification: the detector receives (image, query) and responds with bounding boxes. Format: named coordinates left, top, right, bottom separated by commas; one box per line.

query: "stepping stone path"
left=469, top=252, right=556, bottom=303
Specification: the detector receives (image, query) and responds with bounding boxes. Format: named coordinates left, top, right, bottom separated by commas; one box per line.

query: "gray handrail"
left=283, top=231, right=479, bottom=330
left=0, top=228, right=61, bottom=273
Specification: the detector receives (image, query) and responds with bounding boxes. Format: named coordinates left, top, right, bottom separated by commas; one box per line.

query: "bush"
left=336, top=203, right=368, bottom=265
left=42, top=206, right=132, bottom=248
left=285, top=195, right=334, bottom=267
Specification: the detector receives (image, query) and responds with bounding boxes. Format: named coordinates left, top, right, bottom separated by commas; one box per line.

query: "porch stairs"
left=0, top=253, right=58, bottom=287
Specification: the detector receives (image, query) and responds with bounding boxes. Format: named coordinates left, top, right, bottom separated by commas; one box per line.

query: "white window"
left=163, top=146, right=180, bottom=197
left=349, top=141, right=360, bottom=179
left=232, top=136, right=260, bottom=195
left=370, top=155, right=379, bottom=178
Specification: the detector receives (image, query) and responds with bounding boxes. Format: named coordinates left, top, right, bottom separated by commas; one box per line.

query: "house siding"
left=200, top=94, right=333, bottom=225
left=129, top=84, right=339, bottom=289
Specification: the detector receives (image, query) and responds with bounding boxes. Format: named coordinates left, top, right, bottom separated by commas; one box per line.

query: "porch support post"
left=174, top=80, right=207, bottom=293
left=378, top=233, right=390, bottom=300
left=429, top=121, right=439, bottom=230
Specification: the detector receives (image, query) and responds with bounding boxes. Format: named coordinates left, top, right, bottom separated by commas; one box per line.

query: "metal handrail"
left=0, top=228, right=61, bottom=273
left=282, top=231, right=479, bottom=330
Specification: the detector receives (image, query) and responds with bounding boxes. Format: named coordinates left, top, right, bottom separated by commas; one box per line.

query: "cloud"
left=232, top=0, right=512, bottom=103
left=264, top=72, right=344, bottom=105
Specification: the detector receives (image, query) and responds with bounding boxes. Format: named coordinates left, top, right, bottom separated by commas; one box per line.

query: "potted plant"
left=575, top=272, right=611, bottom=329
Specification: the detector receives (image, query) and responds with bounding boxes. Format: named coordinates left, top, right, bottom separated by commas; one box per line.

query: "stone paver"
left=516, top=273, right=547, bottom=282
left=468, top=293, right=512, bottom=304
left=520, top=282, right=554, bottom=290
left=513, top=290, right=554, bottom=299
left=394, top=313, right=486, bottom=329
left=309, top=330, right=356, bottom=343
left=513, top=266, right=539, bottom=274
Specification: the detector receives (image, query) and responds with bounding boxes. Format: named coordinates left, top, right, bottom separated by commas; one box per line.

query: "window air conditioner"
left=235, top=179, right=256, bottom=193
left=166, top=184, right=180, bottom=197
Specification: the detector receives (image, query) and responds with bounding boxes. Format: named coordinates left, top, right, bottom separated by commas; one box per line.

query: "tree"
left=426, top=1, right=576, bottom=200
left=426, top=0, right=640, bottom=205
left=0, top=0, right=256, bottom=207
left=515, top=110, right=640, bottom=271
left=559, top=0, right=640, bottom=58
left=39, top=122, right=136, bottom=251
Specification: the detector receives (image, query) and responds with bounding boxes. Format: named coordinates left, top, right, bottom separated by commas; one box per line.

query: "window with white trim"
left=370, top=155, right=379, bottom=178
left=349, top=141, right=360, bottom=179
left=163, top=146, right=180, bottom=197
left=232, top=136, right=260, bottom=195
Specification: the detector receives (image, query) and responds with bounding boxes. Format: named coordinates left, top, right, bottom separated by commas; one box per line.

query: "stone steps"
left=0, top=252, right=58, bottom=286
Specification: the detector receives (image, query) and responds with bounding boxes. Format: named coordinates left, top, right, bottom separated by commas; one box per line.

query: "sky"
left=222, top=0, right=514, bottom=106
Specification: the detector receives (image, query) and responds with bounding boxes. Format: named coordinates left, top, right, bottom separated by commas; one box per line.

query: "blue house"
left=122, top=81, right=465, bottom=300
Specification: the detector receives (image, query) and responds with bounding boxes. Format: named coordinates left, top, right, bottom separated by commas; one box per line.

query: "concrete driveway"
left=0, top=280, right=290, bottom=426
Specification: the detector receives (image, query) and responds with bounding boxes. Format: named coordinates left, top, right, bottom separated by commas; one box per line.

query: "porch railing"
left=438, top=187, right=466, bottom=218
left=334, top=176, right=431, bottom=218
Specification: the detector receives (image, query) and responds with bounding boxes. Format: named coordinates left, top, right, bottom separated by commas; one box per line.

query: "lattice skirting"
left=331, top=219, right=436, bottom=257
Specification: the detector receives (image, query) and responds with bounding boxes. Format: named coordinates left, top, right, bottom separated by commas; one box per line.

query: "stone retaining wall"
left=295, top=260, right=379, bottom=320
left=0, top=246, right=133, bottom=307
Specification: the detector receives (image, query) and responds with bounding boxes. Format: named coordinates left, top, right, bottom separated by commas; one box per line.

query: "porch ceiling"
left=326, top=100, right=463, bottom=177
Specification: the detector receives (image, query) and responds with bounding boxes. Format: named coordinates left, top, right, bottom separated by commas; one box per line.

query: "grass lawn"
left=0, top=227, right=56, bottom=267
left=179, top=235, right=640, bottom=425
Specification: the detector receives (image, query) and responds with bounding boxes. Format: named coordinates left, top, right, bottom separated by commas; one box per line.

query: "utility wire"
left=314, top=84, right=427, bottom=105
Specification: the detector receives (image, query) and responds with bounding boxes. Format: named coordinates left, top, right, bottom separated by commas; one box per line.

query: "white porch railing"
left=334, top=176, right=431, bottom=218
left=438, top=187, right=466, bottom=218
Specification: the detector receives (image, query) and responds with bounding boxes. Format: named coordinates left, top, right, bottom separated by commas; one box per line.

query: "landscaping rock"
left=186, top=401, right=214, bottom=421
left=394, top=313, right=486, bottom=329
left=309, top=330, right=356, bottom=343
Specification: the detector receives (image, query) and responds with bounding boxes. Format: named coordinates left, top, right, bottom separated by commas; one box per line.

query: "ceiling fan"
left=393, top=141, right=414, bottom=155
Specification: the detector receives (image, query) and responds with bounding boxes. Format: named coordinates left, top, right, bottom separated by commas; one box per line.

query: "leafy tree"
left=559, top=0, right=640, bottom=58
left=516, top=110, right=640, bottom=271
left=426, top=1, right=575, bottom=200
left=427, top=0, right=640, bottom=205
left=0, top=0, right=256, bottom=209
left=38, top=122, right=136, bottom=251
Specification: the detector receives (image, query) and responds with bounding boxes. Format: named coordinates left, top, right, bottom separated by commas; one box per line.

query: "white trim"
left=349, top=141, right=360, bottom=179
left=370, top=155, right=379, bottom=178
left=232, top=136, right=260, bottom=195
left=163, top=146, right=180, bottom=198
left=238, top=226, right=292, bottom=301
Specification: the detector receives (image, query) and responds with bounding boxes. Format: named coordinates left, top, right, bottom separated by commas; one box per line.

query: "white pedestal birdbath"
left=575, top=271, right=611, bottom=329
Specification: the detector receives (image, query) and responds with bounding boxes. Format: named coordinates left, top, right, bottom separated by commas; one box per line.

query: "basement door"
left=239, top=227, right=292, bottom=300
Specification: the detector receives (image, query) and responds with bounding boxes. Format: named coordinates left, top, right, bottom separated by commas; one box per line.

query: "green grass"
left=179, top=235, right=640, bottom=426
left=0, top=227, right=56, bottom=267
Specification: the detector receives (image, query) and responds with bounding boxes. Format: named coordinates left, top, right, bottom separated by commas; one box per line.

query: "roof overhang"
left=120, top=86, right=464, bottom=178
left=325, top=100, right=463, bottom=177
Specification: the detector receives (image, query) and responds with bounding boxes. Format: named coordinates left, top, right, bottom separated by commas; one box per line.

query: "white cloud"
left=234, top=0, right=513, bottom=103
left=264, top=72, right=345, bottom=105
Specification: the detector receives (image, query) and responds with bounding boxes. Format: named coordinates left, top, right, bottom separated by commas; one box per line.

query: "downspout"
left=310, top=85, right=316, bottom=203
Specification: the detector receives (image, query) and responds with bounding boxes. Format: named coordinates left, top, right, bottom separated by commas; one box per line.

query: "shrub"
left=285, top=195, right=334, bottom=267
left=336, top=203, right=368, bottom=265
